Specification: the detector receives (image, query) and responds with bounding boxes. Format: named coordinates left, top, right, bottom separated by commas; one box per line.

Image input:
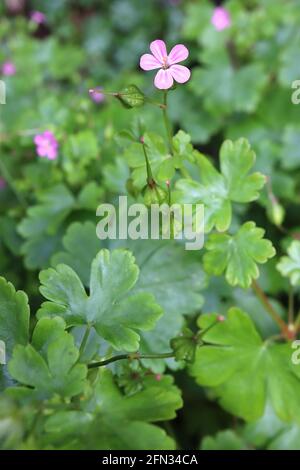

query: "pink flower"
left=0, top=178, right=6, bottom=190
left=1, top=62, right=16, bottom=76
left=30, top=11, right=46, bottom=24
left=89, top=88, right=105, bottom=104
left=34, top=131, right=58, bottom=160
left=140, top=39, right=191, bottom=90
left=211, top=7, right=231, bottom=31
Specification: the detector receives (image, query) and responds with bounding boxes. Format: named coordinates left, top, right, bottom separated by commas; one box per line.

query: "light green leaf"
left=44, top=370, right=182, bottom=450
left=38, top=249, right=162, bottom=351
left=62, top=130, right=99, bottom=185
left=51, top=224, right=206, bottom=368
left=204, top=222, right=276, bottom=288
left=51, top=221, right=102, bottom=286
left=116, top=84, right=145, bottom=109
left=0, top=277, right=29, bottom=358
left=277, top=241, right=300, bottom=286
left=124, top=132, right=172, bottom=188
left=8, top=318, right=87, bottom=399
left=220, top=139, right=266, bottom=202
left=201, top=430, right=248, bottom=450
left=175, top=139, right=265, bottom=232
left=190, top=308, right=300, bottom=422
left=77, top=182, right=104, bottom=211
left=18, top=184, right=75, bottom=269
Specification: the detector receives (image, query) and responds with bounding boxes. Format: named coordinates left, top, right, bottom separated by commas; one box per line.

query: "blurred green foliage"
left=1, top=0, right=300, bottom=451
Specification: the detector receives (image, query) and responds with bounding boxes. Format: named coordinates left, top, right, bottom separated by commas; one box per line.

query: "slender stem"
left=0, top=157, right=27, bottom=207
left=198, top=318, right=222, bottom=339
left=141, top=140, right=154, bottom=184
left=162, top=91, right=173, bottom=154
left=88, top=351, right=174, bottom=369
left=295, top=311, right=300, bottom=331
left=79, top=325, right=91, bottom=357
left=144, top=97, right=166, bottom=109
left=252, top=280, right=288, bottom=335
left=288, top=285, right=294, bottom=325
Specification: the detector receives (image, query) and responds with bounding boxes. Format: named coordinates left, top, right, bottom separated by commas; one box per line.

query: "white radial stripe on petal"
left=154, top=69, right=174, bottom=90
left=168, top=44, right=189, bottom=65
left=170, top=65, right=191, bottom=84
left=150, top=39, right=167, bottom=63
left=140, top=53, right=162, bottom=70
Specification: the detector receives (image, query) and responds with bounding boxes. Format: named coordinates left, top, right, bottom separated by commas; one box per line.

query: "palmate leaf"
left=244, top=404, right=300, bottom=450
left=8, top=317, right=87, bottom=399
left=38, top=249, right=162, bottom=351
left=191, top=62, right=267, bottom=116
left=190, top=308, right=300, bottom=422
left=201, top=430, right=248, bottom=450
left=18, top=183, right=103, bottom=270
left=124, top=132, right=172, bottom=188
left=203, top=222, right=276, bottom=288
left=0, top=277, right=29, bottom=358
left=50, top=222, right=206, bottom=369
left=18, top=184, right=75, bottom=269
left=277, top=240, right=300, bottom=286
left=43, top=369, right=182, bottom=450
left=0, top=278, right=30, bottom=389
left=51, top=221, right=103, bottom=286
left=175, top=138, right=266, bottom=232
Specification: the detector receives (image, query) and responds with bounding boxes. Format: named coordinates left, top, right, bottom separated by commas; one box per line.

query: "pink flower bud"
left=211, top=7, right=231, bottom=31
left=1, top=61, right=16, bottom=76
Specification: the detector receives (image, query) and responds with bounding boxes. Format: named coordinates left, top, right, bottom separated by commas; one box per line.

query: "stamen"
left=162, top=56, right=169, bottom=69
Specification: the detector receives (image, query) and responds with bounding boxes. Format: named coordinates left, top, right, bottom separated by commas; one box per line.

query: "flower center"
left=162, top=56, right=169, bottom=69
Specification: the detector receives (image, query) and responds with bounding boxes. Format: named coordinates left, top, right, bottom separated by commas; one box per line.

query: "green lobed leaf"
left=116, top=85, right=145, bottom=109
left=8, top=317, right=87, bottom=399
left=38, top=249, right=162, bottom=351
left=277, top=240, right=300, bottom=286
left=0, top=277, right=30, bottom=358
left=175, top=138, right=265, bottom=233
left=190, top=308, right=300, bottom=422
left=50, top=223, right=206, bottom=370
left=203, top=222, right=276, bottom=288
left=18, top=184, right=75, bottom=269
left=44, top=369, right=182, bottom=450
left=201, top=430, right=248, bottom=450
left=124, top=132, right=172, bottom=188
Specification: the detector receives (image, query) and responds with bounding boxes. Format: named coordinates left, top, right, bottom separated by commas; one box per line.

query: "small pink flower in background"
left=30, top=11, right=46, bottom=24
left=1, top=61, right=16, bottom=76
left=0, top=178, right=6, bottom=190
left=140, top=39, right=191, bottom=90
left=89, top=88, right=105, bottom=104
left=211, top=7, right=231, bottom=31
left=34, top=131, right=58, bottom=160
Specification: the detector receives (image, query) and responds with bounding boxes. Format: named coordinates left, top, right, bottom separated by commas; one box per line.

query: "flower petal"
left=150, top=39, right=167, bottom=63
left=170, top=64, right=191, bottom=84
left=154, top=69, right=174, bottom=90
left=140, top=53, right=162, bottom=71
left=168, top=44, right=189, bottom=65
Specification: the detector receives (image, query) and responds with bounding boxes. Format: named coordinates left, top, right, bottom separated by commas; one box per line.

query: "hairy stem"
left=162, top=91, right=173, bottom=154
left=79, top=324, right=91, bottom=357
left=252, top=280, right=289, bottom=336
left=88, top=351, right=174, bottom=369
left=288, top=285, right=294, bottom=325
left=141, top=140, right=154, bottom=184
